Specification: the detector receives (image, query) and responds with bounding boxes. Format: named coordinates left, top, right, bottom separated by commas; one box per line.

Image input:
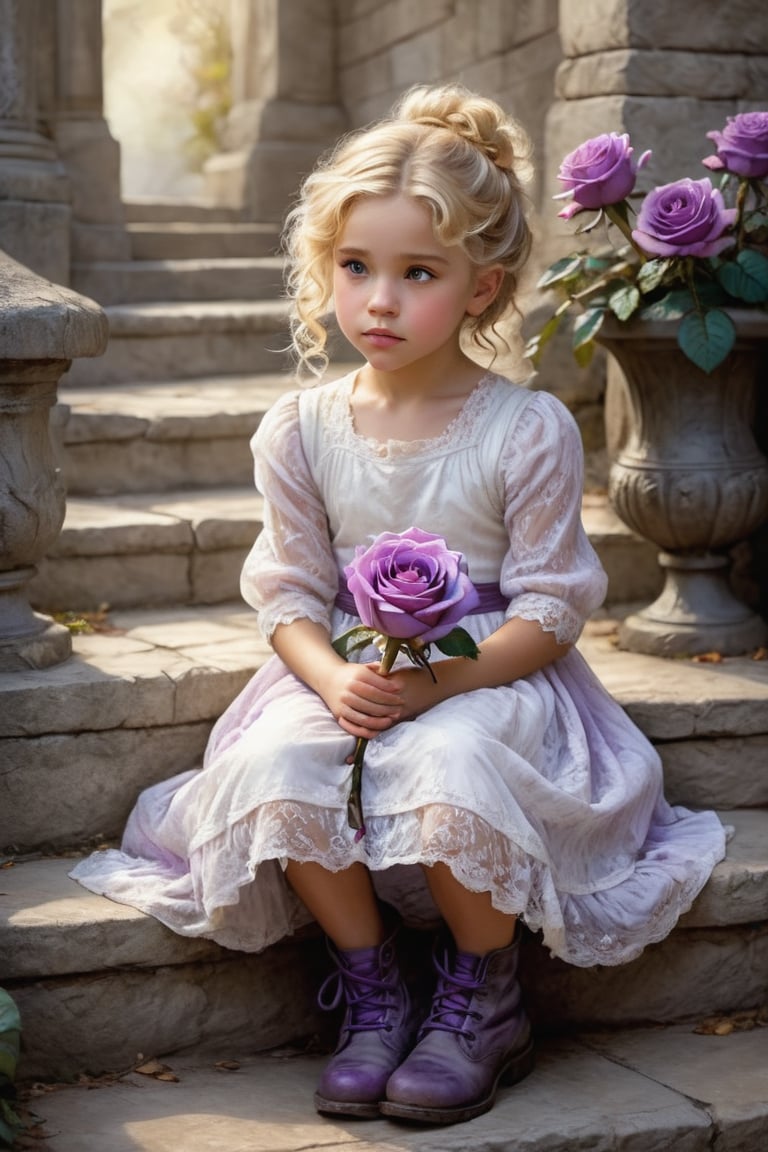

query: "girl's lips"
left=363, top=330, right=404, bottom=348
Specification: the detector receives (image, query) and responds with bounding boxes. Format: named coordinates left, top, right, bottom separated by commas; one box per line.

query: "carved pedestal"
left=599, top=313, right=768, bottom=657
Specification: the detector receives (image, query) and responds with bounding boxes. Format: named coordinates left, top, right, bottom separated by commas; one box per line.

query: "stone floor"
left=16, top=1023, right=768, bottom=1151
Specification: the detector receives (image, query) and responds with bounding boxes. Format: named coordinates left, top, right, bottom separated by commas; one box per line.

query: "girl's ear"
left=466, top=264, right=504, bottom=316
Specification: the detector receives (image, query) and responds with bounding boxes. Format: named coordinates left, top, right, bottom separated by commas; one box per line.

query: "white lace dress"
left=71, top=371, right=726, bottom=967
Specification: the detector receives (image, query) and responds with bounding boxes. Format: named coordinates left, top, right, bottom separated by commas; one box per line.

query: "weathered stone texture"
left=0, top=724, right=212, bottom=852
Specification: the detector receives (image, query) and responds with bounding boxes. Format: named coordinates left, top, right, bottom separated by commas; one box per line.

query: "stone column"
left=45, top=0, right=129, bottom=263
left=0, top=0, right=70, bottom=283
left=204, top=0, right=346, bottom=221
left=0, top=251, right=108, bottom=671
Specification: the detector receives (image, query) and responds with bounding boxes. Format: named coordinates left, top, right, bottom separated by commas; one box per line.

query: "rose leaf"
left=434, top=627, right=480, bottom=659
left=537, top=255, right=584, bottom=289
left=636, top=258, right=673, bottom=294
left=608, top=282, right=641, bottom=321
left=677, top=308, right=735, bottom=374
left=716, top=249, right=768, bottom=303
left=331, top=626, right=377, bottom=659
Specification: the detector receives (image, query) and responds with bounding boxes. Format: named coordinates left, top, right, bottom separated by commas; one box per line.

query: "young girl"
left=72, top=84, right=726, bottom=1126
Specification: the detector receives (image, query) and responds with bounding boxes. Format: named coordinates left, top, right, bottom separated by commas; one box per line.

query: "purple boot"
left=381, top=928, right=534, bottom=1125
left=314, top=929, right=421, bottom=1118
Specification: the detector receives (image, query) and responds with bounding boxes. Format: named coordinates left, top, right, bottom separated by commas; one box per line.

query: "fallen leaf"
left=752, top=647, right=767, bottom=661
left=215, top=1060, right=241, bottom=1071
left=692, top=651, right=723, bottom=663
left=135, top=1059, right=166, bottom=1076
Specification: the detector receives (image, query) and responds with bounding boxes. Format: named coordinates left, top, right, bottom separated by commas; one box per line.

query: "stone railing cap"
left=0, top=249, right=109, bottom=360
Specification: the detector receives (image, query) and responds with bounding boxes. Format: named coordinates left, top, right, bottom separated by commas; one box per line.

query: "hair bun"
left=396, top=84, right=526, bottom=176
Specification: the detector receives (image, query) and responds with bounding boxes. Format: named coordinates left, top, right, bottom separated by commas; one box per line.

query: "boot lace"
left=421, top=950, right=483, bottom=1039
left=318, top=954, right=396, bottom=1034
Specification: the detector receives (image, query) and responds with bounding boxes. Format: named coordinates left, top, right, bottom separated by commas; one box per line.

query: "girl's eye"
left=342, top=259, right=367, bottom=276
left=406, top=267, right=434, bottom=282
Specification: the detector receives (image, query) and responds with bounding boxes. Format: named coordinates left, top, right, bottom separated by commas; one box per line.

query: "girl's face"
left=332, top=194, right=500, bottom=375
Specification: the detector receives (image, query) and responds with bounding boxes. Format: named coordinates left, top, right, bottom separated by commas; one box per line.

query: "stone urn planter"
left=598, top=310, right=768, bottom=657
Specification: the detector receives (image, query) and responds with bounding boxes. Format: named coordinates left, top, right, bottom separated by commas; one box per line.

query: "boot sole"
left=314, top=1092, right=382, bottom=1120
left=379, top=1039, right=535, bottom=1125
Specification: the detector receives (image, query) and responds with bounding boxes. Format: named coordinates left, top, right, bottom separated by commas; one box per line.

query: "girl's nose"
left=367, top=278, right=398, bottom=316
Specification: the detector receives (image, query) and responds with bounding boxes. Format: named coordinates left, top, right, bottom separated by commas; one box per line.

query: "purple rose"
left=555, top=132, right=651, bottom=218
left=703, top=111, right=768, bottom=180
left=631, top=177, right=737, bottom=258
left=344, top=527, right=480, bottom=644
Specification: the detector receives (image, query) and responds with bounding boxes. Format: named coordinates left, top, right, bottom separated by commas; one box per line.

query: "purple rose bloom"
left=344, top=527, right=480, bottom=643
left=555, top=132, right=651, bottom=218
left=631, top=177, right=737, bottom=258
left=703, top=111, right=768, bottom=180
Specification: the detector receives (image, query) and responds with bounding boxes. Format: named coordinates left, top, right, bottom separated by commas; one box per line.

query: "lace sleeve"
left=500, top=391, right=608, bottom=645
left=240, top=391, right=338, bottom=641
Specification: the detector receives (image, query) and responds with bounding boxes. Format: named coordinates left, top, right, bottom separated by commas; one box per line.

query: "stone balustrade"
left=0, top=249, right=107, bottom=671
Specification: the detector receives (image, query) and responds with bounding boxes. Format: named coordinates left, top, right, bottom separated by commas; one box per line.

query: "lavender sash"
left=335, top=577, right=509, bottom=618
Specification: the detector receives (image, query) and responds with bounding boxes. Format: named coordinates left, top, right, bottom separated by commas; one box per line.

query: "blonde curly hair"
left=283, top=84, right=533, bottom=374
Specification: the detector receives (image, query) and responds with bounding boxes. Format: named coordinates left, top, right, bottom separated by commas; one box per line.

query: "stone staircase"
left=1, top=197, right=767, bottom=1148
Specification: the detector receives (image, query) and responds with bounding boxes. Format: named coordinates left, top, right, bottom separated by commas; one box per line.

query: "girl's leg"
left=382, top=860, right=533, bottom=1126
left=285, top=859, right=384, bottom=948
left=423, top=862, right=516, bottom=952
left=284, top=859, right=420, bottom=1119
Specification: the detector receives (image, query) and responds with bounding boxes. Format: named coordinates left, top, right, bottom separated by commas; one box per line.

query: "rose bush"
left=527, top=111, right=768, bottom=373
left=334, top=527, right=481, bottom=837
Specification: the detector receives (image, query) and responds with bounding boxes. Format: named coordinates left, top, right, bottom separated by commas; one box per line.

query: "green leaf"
left=434, top=627, right=480, bottom=659
left=744, top=206, right=768, bottom=234
left=637, top=287, right=697, bottom=321
left=584, top=254, right=616, bottom=272
left=331, top=625, right=376, bottom=659
left=716, top=249, right=768, bottom=303
left=636, top=258, right=673, bottom=294
left=523, top=312, right=564, bottom=365
left=677, top=308, right=735, bottom=373
left=608, top=282, right=641, bottom=321
left=573, top=306, right=605, bottom=349
left=537, top=255, right=584, bottom=289
left=573, top=340, right=595, bottom=368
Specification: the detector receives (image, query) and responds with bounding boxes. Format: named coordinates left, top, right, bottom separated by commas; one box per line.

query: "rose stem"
left=347, top=634, right=402, bottom=835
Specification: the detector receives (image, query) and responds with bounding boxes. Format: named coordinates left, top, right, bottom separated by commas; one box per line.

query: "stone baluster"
left=204, top=0, right=346, bottom=221
left=0, top=0, right=71, bottom=283
left=0, top=250, right=107, bottom=671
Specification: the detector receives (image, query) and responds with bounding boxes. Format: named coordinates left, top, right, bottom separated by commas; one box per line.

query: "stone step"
left=57, top=367, right=358, bottom=496
left=18, top=1027, right=768, bottom=1152
left=122, top=196, right=248, bottom=224
left=28, top=488, right=263, bottom=612
left=71, top=256, right=285, bottom=306
left=1, top=808, right=766, bottom=1079
left=1, top=607, right=767, bottom=859
left=127, top=222, right=280, bottom=260
left=28, top=489, right=661, bottom=614
left=63, top=300, right=293, bottom=386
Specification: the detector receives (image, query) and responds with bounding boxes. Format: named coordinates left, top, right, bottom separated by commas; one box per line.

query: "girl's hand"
left=321, top=661, right=404, bottom=740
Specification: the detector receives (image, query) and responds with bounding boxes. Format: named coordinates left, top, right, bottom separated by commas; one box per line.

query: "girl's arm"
left=272, top=618, right=405, bottom=740
left=387, top=616, right=570, bottom=720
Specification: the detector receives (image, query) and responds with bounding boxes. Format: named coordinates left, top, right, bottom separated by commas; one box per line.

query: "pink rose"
left=344, top=527, right=480, bottom=643
left=703, top=111, right=768, bottom=180
left=631, top=177, right=738, bottom=258
left=555, top=132, right=651, bottom=218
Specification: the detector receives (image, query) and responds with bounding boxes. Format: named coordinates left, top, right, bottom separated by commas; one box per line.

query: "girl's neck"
left=351, top=354, right=489, bottom=443
left=358, top=349, right=484, bottom=402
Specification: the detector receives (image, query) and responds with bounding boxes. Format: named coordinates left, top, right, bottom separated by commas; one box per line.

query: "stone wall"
left=335, top=0, right=560, bottom=210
